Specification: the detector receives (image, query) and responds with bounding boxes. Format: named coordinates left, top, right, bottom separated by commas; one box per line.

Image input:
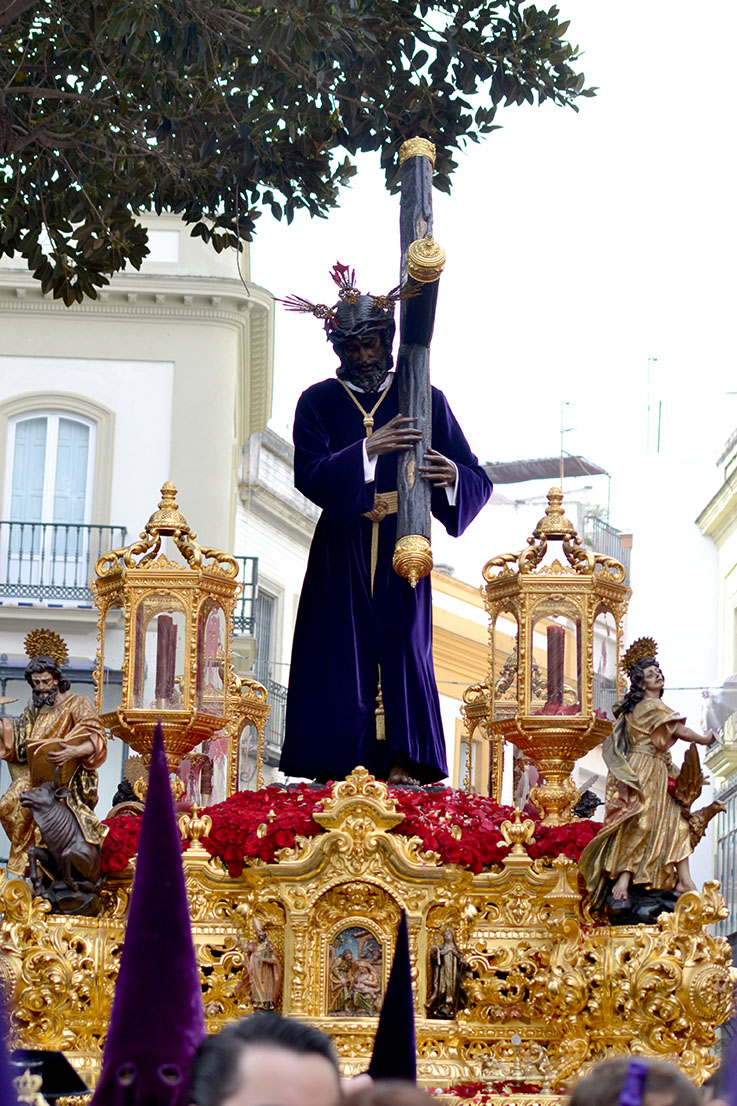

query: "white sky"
left=252, top=0, right=737, bottom=531
left=250, top=0, right=737, bottom=703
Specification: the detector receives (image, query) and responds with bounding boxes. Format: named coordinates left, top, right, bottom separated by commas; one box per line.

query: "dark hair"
left=346, top=1083, right=435, bottom=1106
left=24, top=655, right=71, bottom=694
left=568, top=1057, right=700, bottom=1106
left=615, top=657, right=662, bottom=718
left=188, top=1013, right=339, bottom=1106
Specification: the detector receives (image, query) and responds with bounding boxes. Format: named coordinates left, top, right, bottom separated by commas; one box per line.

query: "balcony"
left=583, top=515, right=631, bottom=582
left=0, top=521, right=127, bottom=605
left=261, top=677, right=287, bottom=766
left=233, top=555, right=258, bottom=635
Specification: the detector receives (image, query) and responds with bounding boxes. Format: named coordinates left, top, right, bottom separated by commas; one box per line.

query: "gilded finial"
left=145, top=482, right=191, bottom=538
left=500, top=809, right=536, bottom=855
left=532, top=487, right=577, bottom=540
left=407, top=237, right=446, bottom=284
left=179, top=804, right=213, bottom=843
left=398, top=137, right=437, bottom=168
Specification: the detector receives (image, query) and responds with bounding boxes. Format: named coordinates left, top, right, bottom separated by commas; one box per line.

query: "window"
left=2, top=412, right=96, bottom=595
left=6, top=413, right=95, bottom=525
left=254, top=590, right=276, bottom=684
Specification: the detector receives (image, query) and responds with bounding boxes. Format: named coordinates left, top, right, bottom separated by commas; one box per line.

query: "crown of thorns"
left=620, top=636, right=658, bottom=677
left=278, top=262, right=414, bottom=329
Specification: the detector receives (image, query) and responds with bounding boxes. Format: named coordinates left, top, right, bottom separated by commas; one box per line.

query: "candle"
left=547, top=625, right=564, bottom=704
left=155, top=614, right=177, bottom=703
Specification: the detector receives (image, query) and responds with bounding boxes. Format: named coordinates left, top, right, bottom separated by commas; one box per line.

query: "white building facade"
left=0, top=215, right=274, bottom=832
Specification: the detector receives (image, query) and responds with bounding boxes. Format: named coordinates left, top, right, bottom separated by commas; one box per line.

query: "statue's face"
left=641, top=664, right=664, bottom=694
left=339, top=330, right=389, bottom=391
left=343, top=332, right=383, bottom=368
left=30, top=670, right=60, bottom=706
left=31, top=671, right=57, bottom=694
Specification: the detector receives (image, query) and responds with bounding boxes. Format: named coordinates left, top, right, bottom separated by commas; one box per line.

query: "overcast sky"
left=251, top=0, right=736, bottom=538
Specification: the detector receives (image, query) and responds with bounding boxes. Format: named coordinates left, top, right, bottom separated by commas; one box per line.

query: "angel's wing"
left=673, top=743, right=704, bottom=809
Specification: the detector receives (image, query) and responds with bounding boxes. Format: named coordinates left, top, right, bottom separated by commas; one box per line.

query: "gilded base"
left=393, top=535, right=433, bottom=588
left=1, top=769, right=733, bottom=1096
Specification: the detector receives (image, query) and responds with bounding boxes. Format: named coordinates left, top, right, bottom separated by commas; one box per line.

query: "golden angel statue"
left=579, top=637, right=723, bottom=919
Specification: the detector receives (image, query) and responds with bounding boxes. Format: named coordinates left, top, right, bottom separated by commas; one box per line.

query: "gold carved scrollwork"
left=1, top=771, right=734, bottom=1094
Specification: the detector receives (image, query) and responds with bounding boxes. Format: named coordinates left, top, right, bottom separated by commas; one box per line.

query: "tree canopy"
left=0, top=0, right=594, bottom=304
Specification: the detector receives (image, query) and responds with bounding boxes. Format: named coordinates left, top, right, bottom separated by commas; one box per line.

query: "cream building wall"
left=699, top=429, right=737, bottom=944
left=0, top=215, right=274, bottom=830
left=234, top=429, right=318, bottom=780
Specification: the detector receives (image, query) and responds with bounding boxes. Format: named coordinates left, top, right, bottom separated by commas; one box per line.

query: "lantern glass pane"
left=132, top=594, right=187, bottom=710
left=530, top=601, right=582, bottom=716
left=101, top=604, right=123, bottom=714
left=593, top=607, right=618, bottom=720
left=197, top=599, right=226, bottom=716
left=491, top=606, right=519, bottom=720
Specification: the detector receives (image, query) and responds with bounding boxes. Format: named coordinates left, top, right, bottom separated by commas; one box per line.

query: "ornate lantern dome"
left=482, top=487, right=631, bottom=824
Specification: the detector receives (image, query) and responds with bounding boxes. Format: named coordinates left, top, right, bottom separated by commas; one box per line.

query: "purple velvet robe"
left=280, top=376, right=492, bottom=783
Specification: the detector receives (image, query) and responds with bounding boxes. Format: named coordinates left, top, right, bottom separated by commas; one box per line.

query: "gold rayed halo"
left=24, top=628, right=69, bottom=669
left=620, top=636, right=658, bottom=677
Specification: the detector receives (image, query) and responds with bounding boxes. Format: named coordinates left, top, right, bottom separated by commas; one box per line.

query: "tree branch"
left=0, top=0, right=45, bottom=30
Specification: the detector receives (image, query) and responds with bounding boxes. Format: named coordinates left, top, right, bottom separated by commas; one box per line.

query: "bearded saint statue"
left=0, top=628, right=108, bottom=875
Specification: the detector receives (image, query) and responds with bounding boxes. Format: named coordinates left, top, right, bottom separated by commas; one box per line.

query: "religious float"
left=0, top=477, right=734, bottom=1105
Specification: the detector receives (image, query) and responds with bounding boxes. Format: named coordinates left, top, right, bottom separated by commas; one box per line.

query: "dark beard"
left=32, top=688, right=58, bottom=708
left=340, top=358, right=389, bottom=393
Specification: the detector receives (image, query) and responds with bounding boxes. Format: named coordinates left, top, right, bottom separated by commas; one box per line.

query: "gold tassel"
left=375, top=680, right=386, bottom=741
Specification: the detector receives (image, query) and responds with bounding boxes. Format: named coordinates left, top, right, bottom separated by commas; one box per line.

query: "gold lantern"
left=92, top=483, right=241, bottom=771
left=482, top=487, right=631, bottom=824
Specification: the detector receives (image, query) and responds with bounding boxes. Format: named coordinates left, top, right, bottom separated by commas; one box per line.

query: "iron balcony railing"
left=233, top=556, right=258, bottom=636
left=0, top=520, right=127, bottom=604
left=583, top=516, right=631, bottom=582
left=262, top=677, right=287, bottom=763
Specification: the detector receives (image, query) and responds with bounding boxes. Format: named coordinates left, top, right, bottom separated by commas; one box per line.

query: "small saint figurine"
left=579, top=637, right=722, bottom=922
left=235, top=921, right=282, bottom=1011
left=426, top=927, right=471, bottom=1019
left=0, top=629, right=108, bottom=907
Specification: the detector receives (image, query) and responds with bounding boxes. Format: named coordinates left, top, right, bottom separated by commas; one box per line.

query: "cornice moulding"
left=697, top=476, right=737, bottom=543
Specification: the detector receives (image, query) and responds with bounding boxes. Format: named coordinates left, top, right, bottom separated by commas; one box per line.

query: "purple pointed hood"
left=92, top=724, right=204, bottom=1105
left=368, top=911, right=416, bottom=1083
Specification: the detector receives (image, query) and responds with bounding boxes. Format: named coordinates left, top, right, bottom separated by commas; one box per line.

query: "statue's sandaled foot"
left=387, top=767, right=421, bottom=786
left=675, top=879, right=697, bottom=895
left=610, top=872, right=631, bottom=902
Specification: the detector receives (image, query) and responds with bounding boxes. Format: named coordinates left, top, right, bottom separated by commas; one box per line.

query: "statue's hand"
left=419, top=449, right=456, bottom=488
left=365, top=414, right=422, bottom=457
left=47, top=739, right=94, bottom=765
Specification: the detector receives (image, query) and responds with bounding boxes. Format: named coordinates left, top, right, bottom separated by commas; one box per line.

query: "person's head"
left=24, top=655, right=70, bottom=707
left=327, top=297, right=395, bottom=391
left=188, top=1014, right=340, bottom=1106
left=344, top=1083, right=434, bottom=1106
left=568, top=1057, right=700, bottom=1106
left=617, top=657, right=663, bottom=717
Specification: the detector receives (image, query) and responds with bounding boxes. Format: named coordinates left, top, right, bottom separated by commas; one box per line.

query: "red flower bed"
left=100, top=785, right=600, bottom=878
left=202, top=783, right=325, bottom=876
left=101, top=815, right=143, bottom=873
left=431, top=1080, right=544, bottom=1098
left=392, top=787, right=516, bottom=874
left=527, top=819, right=599, bottom=861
